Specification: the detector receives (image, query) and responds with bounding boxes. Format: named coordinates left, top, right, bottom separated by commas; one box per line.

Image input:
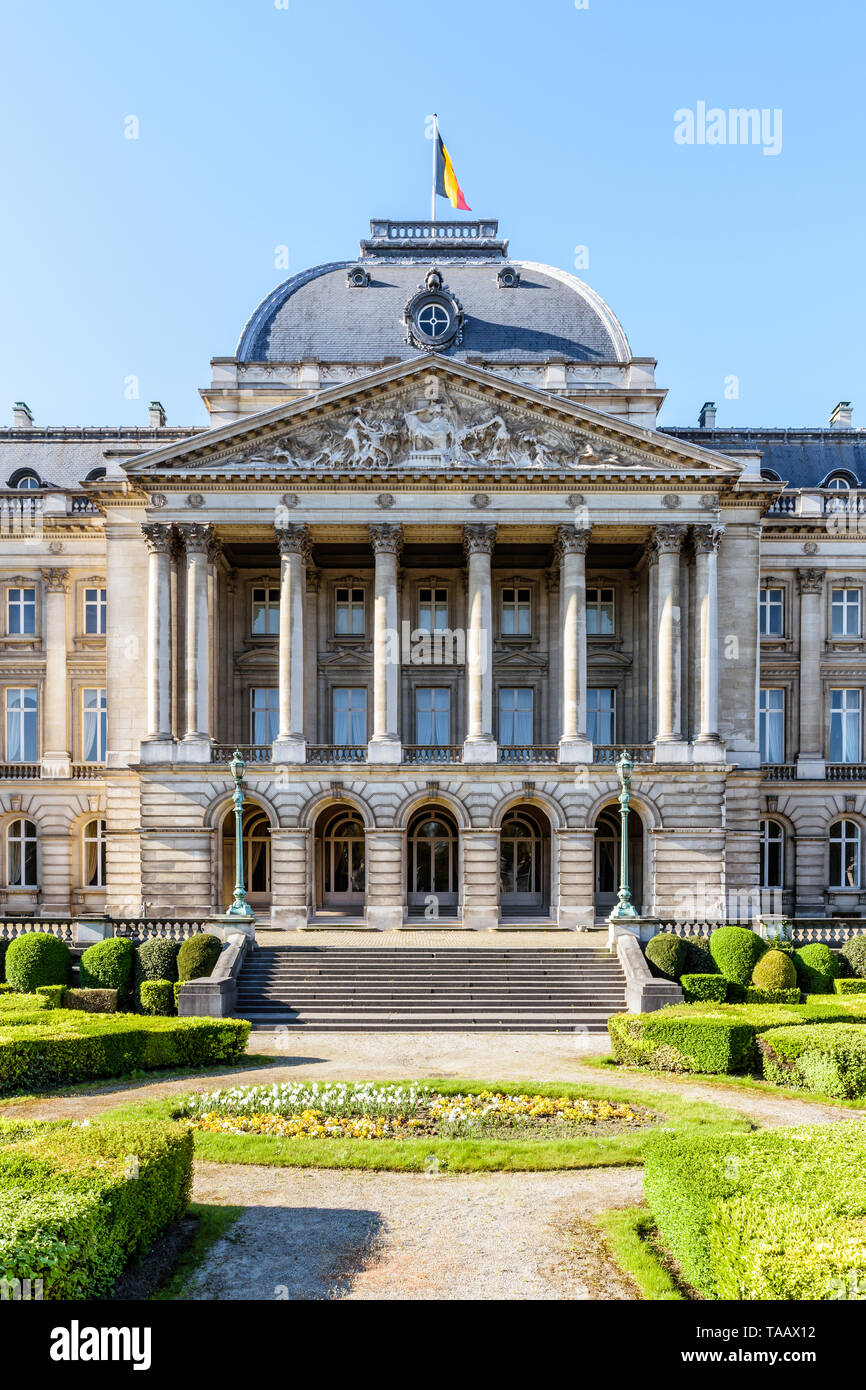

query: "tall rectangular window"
left=829, top=688, right=862, bottom=763
left=333, top=688, right=366, bottom=745
left=250, top=688, right=279, bottom=743
left=7, top=587, right=36, bottom=636
left=831, top=588, right=861, bottom=638
left=416, top=688, right=450, bottom=744
left=6, top=688, right=38, bottom=762
left=335, top=587, right=365, bottom=636
left=82, top=688, right=107, bottom=763
left=759, top=587, right=784, bottom=637
left=418, top=587, right=447, bottom=633
left=759, top=688, right=784, bottom=764
left=499, top=687, right=533, bottom=745
left=83, top=587, right=107, bottom=635
left=501, top=588, right=531, bottom=636
left=586, top=587, right=615, bottom=636
left=587, top=688, right=616, bottom=744
left=251, top=587, right=279, bottom=636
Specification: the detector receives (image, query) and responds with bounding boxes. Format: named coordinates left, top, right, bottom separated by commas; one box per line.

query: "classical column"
left=797, top=567, right=826, bottom=778
left=141, top=524, right=173, bottom=753
left=178, top=523, right=212, bottom=760
left=40, top=568, right=70, bottom=777
left=693, top=524, right=725, bottom=760
left=463, top=524, right=497, bottom=762
left=653, top=524, right=689, bottom=760
left=368, top=524, right=402, bottom=763
left=557, top=524, right=592, bottom=763
left=273, top=524, right=308, bottom=763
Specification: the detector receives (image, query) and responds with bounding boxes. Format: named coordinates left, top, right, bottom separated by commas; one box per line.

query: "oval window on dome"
left=416, top=303, right=451, bottom=338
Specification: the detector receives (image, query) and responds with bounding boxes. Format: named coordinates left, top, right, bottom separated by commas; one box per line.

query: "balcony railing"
left=403, top=745, right=463, bottom=765
left=762, top=763, right=797, bottom=780
left=827, top=764, right=866, bottom=781
left=212, top=743, right=272, bottom=764
left=593, top=744, right=654, bottom=765
left=307, top=744, right=367, bottom=764
left=71, top=764, right=104, bottom=779
left=497, top=745, right=558, bottom=765
left=0, top=763, right=40, bottom=779
left=767, top=489, right=866, bottom=519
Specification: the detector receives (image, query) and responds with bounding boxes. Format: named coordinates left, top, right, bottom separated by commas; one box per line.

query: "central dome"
left=236, top=219, right=631, bottom=367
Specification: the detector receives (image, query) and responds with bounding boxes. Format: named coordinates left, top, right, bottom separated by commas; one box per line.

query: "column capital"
left=40, top=567, right=69, bottom=593
left=555, top=524, right=591, bottom=557
left=797, top=567, right=825, bottom=595
left=276, top=523, right=311, bottom=561
left=177, top=522, right=214, bottom=556
left=652, top=523, right=687, bottom=555
left=142, top=523, right=174, bottom=554
left=692, top=523, right=725, bottom=555
left=369, top=523, right=403, bottom=557
left=463, top=523, right=496, bottom=557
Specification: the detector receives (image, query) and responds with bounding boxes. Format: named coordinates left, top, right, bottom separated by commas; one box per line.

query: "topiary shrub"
left=743, top=986, right=801, bottom=1004
left=0, top=938, right=7, bottom=983
left=833, top=978, right=866, bottom=996
left=792, top=942, right=841, bottom=994
left=645, top=933, right=688, bottom=982
left=5, top=933, right=70, bottom=994
left=680, top=973, right=727, bottom=1004
left=841, top=936, right=866, bottom=980
left=35, top=984, right=66, bottom=1009
left=136, top=937, right=180, bottom=984
left=682, top=938, right=720, bottom=975
left=62, top=988, right=119, bottom=1014
left=139, top=980, right=176, bottom=1017
left=79, top=937, right=134, bottom=1002
left=709, top=925, right=767, bottom=985
left=751, top=949, right=797, bottom=991
left=176, top=933, right=222, bottom=983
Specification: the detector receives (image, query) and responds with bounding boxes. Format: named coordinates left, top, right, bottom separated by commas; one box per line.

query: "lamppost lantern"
left=230, top=748, right=246, bottom=786
left=608, top=748, right=639, bottom=923
left=226, top=748, right=254, bottom=919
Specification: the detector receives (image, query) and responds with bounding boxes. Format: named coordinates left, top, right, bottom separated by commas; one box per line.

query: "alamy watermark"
left=674, top=102, right=782, bottom=157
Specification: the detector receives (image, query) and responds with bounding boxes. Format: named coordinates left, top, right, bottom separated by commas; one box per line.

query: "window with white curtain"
left=418, top=587, right=447, bottom=633
left=829, top=688, right=862, bottom=763
left=760, top=819, right=784, bottom=889
left=499, top=688, right=533, bottom=745
left=333, top=688, right=366, bottom=745
left=335, top=587, right=365, bottom=636
left=759, top=587, right=784, bottom=637
left=5, top=688, right=37, bottom=762
left=759, top=688, right=784, bottom=763
left=586, top=587, right=615, bottom=636
left=251, top=587, right=279, bottom=636
left=587, top=688, right=616, bottom=743
left=7, top=587, right=36, bottom=636
left=501, top=588, right=531, bottom=636
left=830, top=820, right=861, bottom=889
left=7, top=818, right=37, bottom=887
left=83, top=818, right=107, bottom=888
left=831, top=588, right=861, bottom=637
left=250, top=688, right=279, bottom=743
left=415, top=688, right=450, bottom=744
left=82, top=688, right=107, bottom=763
left=83, top=587, right=107, bottom=635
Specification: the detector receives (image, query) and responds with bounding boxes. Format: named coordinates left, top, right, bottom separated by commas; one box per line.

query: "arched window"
left=8, top=469, right=41, bottom=491
left=7, top=818, right=38, bottom=887
left=830, top=819, right=861, bottom=889
left=760, top=819, right=784, bottom=889
left=761, top=469, right=782, bottom=483
left=822, top=471, right=858, bottom=490
left=84, top=467, right=106, bottom=482
left=83, top=818, right=107, bottom=888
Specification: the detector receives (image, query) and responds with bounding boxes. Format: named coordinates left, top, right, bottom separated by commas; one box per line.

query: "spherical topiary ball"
left=79, top=937, right=134, bottom=994
left=792, top=942, right=842, bottom=994
left=841, top=936, right=866, bottom=980
left=709, top=925, right=767, bottom=985
left=136, top=937, right=181, bottom=984
left=5, top=932, right=70, bottom=994
left=645, top=933, right=688, bottom=982
left=177, top=933, right=222, bottom=982
left=751, top=948, right=797, bottom=991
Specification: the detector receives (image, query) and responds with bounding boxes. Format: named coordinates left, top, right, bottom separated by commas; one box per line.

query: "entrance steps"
left=234, top=946, right=627, bottom=1032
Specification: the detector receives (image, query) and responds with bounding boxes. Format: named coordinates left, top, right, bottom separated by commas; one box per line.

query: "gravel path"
left=186, top=1163, right=645, bottom=1300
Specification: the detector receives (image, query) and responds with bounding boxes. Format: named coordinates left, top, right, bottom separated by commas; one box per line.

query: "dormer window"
left=8, top=470, right=41, bottom=490
left=822, top=471, right=858, bottom=490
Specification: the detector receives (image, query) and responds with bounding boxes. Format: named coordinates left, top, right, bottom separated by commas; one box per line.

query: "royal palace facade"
left=0, top=219, right=863, bottom=929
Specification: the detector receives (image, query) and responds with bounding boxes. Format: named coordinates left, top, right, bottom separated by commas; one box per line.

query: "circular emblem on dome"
left=403, top=269, right=464, bottom=352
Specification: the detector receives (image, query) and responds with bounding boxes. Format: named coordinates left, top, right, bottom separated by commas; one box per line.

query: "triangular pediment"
left=122, top=356, right=745, bottom=485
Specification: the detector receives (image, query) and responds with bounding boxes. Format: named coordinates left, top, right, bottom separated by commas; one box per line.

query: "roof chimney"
left=829, top=400, right=853, bottom=429
left=12, top=402, right=34, bottom=429
left=698, top=401, right=716, bottom=429
left=148, top=401, right=167, bottom=428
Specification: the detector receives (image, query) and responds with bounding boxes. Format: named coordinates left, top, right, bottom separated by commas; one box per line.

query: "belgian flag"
left=434, top=131, right=471, bottom=211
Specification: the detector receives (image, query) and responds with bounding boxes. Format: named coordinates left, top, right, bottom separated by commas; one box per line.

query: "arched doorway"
left=594, top=806, right=643, bottom=918
left=221, top=804, right=271, bottom=911
left=316, top=806, right=366, bottom=912
left=406, top=806, right=459, bottom=917
left=499, top=805, right=550, bottom=917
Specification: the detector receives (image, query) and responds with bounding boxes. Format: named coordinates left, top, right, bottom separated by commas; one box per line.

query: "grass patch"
left=150, top=1203, right=243, bottom=1300
left=594, top=1206, right=685, bottom=1301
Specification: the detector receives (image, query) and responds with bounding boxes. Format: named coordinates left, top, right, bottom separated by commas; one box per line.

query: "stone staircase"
left=234, top=946, right=627, bottom=1032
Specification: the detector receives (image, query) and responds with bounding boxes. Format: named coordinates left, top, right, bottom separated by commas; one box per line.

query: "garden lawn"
left=594, top=1206, right=685, bottom=1300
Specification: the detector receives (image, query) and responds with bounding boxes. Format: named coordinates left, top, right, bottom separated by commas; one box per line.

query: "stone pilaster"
left=462, top=524, right=497, bottom=763
left=40, top=568, right=70, bottom=777
left=178, top=523, right=213, bottom=761
left=693, top=524, right=725, bottom=761
left=653, top=524, right=690, bottom=762
left=273, top=525, right=309, bottom=763
left=368, top=524, right=402, bottom=763
left=141, top=524, right=173, bottom=756
left=556, top=525, right=592, bottom=763
left=797, top=567, right=826, bottom=778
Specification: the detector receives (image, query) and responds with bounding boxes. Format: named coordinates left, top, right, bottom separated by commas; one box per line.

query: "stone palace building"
left=0, top=217, right=863, bottom=929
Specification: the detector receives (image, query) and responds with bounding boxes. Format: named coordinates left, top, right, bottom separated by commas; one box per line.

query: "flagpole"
left=431, top=112, right=438, bottom=223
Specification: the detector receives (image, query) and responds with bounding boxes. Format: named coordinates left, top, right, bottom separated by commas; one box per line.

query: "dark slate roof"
left=663, top=428, right=866, bottom=489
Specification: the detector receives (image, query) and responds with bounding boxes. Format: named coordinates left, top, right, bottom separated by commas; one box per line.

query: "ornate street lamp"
left=608, top=749, right=639, bottom=922
left=226, top=748, right=255, bottom=919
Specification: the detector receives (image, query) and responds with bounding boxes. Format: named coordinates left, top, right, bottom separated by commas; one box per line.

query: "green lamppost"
left=226, top=748, right=254, bottom=919
left=608, top=748, right=639, bottom=922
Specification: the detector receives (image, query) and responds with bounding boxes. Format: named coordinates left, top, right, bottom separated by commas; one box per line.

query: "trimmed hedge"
left=645, top=934, right=687, bottom=982
left=708, top=925, right=767, bottom=985
left=136, top=937, right=180, bottom=984
left=62, top=988, right=119, bottom=1014
left=840, top=935, right=866, bottom=980
left=644, top=1121, right=866, bottom=1300
left=0, top=1013, right=250, bottom=1092
left=5, top=934, right=70, bottom=994
left=35, top=985, right=65, bottom=1009
left=0, top=938, right=7, bottom=983
left=751, top=948, right=797, bottom=991
left=682, top=938, right=720, bottom=975
left=0, top=1116, right=193, bottom=1298
left=834, top=978, right=866, bottom=996
left=177, top=933, right=222, bottom=983
left=679, top=973, right=727, bottom=1004
left=792, top=942, right=842, bottom=994
left=759, top=1023, right=866, bottom=1097
left=0, top=991, right=52, bottom=1014
left=742, top=987, right=801, bottom=1004
left=139, top=980, right=176, bottom=1017
left=79, top=937, right=134, bottom=999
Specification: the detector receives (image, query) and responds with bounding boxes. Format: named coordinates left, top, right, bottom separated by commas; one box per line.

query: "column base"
left=693, top=736, right=727, bottom=764
left=139, top=737, right=175, bottom=765
left=366, top=736, right=402, bottom=765
left=653, top=738, right=691, bottom=764
left=272, top=736, right=306, bottom=765
left=462, top=735, right=498, bottom=764
left=366, top=904, right=403, bottom=930
left=178, top=736, right=213, bottom=764
left=557, top=736, right=593, bottom=765
left=462, top=905, right=500, bottom=930
left=796, top=756, right=826, bottom=780
left=40, top=753, right=71, bottom=778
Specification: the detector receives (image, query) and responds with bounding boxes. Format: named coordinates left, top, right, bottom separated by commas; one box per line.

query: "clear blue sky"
left=0, top=0, right=862, bottom=430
